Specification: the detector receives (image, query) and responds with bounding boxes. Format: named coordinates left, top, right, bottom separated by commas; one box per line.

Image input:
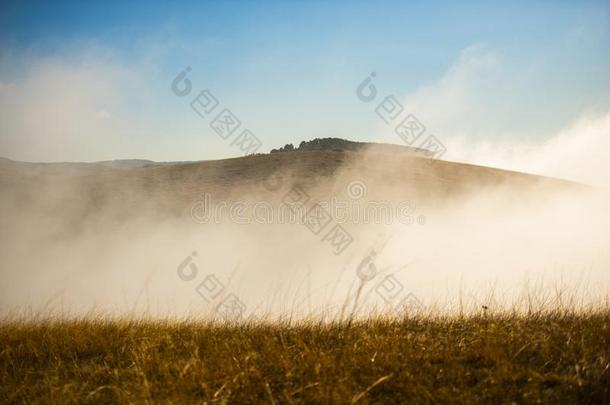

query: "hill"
left=0, top=148, right=580, bottom=228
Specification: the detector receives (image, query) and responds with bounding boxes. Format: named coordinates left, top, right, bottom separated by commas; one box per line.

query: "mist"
left=1, top=118, right=609, bottom=320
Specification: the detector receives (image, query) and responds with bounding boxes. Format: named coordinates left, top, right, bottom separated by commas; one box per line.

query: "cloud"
left=370, top=44, right=610, bottom=188
left=0, top=38, right=250, bottom=163
left=395, top=44, right=508, bottom=141
left=96, top=110, right=112, bottom=120
left=0, top=46, right=141, bottom=161
left=445, top=110, right=610, bottom=188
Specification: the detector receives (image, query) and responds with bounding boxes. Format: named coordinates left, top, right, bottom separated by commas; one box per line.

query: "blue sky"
left=0, top=0, right=609, bottom=162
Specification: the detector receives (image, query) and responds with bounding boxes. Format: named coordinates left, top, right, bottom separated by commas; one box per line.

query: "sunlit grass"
left=1, top=308, right=609, bottom=403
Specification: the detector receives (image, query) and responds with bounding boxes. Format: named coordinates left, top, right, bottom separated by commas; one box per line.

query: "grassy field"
left=1, top=311, right=609, bottom=404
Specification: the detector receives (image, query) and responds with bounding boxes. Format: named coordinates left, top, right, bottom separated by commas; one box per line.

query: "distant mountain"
left=0, top=157, right=193, bottom=175
left=270, top=138, right=432, bottom=157
left=96, top=160, right=158, bottom=169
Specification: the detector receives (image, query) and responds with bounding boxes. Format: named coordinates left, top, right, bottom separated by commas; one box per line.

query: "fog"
left=1, top=114, right=609, bottom=320
left=0, top=105, right=610, bottom=319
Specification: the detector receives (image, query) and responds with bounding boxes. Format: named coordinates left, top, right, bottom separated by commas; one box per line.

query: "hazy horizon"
left=1, top=1, right=609, bottom=188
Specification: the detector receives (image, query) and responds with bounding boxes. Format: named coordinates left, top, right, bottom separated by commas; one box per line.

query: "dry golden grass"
left=1, top=310, right=609, bottom=404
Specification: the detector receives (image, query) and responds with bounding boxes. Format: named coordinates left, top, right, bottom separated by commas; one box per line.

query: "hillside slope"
left=0, top=150, right=581, bottom=226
